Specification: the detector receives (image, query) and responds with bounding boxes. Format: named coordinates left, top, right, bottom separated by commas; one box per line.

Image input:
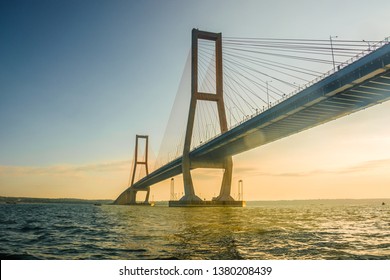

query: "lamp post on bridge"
left=363, top=40, right=371, bottom=51
left=170, top=178, right=175, bottom=201
left=266, top=80, right=272, bottom=108
left=330, top=35, right=338, bottom=70
left=238, top=180, right=243, bottom=201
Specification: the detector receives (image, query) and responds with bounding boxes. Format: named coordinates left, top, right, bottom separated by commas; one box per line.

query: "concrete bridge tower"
left=114, top=135, right=151, bottom=205
left=180, top=29, right=234, bottom=203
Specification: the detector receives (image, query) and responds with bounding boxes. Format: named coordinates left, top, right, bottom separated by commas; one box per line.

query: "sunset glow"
left=1, top=0, right=390, bottom=201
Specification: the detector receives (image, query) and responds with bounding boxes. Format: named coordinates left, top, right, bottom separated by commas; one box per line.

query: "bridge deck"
left=116, top=42, right=390, bottom=199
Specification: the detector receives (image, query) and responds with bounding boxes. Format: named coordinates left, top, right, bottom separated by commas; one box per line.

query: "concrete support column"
left=213, top=157, right=234, bottom=201
left=144, top=187, right=151, bottom=204
left=125, top=188, right=137, bottom=204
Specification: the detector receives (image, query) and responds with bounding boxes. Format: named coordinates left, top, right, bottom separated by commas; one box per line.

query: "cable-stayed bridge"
left=115, top=29, right=390, bottom=206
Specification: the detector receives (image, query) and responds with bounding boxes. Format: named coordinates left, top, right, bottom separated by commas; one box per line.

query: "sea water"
left=0, top=199, right=389, bottom=259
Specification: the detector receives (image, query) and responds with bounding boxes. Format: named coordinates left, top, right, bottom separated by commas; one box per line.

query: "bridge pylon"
left=181, top=29, right=234, bottom=202
left=114, top=135, right=151, bottom=205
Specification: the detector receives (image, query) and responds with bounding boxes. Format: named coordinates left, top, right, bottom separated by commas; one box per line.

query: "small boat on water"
left=6, top=201, right=17, bottom=204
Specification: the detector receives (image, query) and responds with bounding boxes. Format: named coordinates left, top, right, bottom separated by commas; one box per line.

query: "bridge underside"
left=115, top=43, right=390, bottom=203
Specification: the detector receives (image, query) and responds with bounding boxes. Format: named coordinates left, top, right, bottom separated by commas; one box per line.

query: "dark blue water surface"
left=0, top=200, right=389, bottom=259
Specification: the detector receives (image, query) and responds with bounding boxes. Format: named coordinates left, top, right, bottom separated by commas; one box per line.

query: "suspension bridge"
left=114, top=29, right=390, bottom=206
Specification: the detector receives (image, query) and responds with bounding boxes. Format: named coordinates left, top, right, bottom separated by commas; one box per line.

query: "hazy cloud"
left=0, top=160, right=131, bottom=176
left=236, top=158, right=390, bottom=177
left=1, top=158, right=389, bottom=179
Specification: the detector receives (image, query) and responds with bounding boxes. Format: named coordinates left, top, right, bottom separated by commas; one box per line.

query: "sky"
left=1, top=0, right=390, bottom=200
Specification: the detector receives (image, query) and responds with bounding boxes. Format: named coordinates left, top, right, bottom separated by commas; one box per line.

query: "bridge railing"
left=287, top=36, right=390, bottom=99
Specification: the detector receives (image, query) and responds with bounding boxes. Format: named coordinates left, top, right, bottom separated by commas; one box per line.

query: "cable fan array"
left=154, top=36, right=383, bottom=170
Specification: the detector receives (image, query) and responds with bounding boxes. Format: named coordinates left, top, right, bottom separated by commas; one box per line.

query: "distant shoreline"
left=0, top=196, right=114, bottom=205
left=0, top=196, right=388, bottom=205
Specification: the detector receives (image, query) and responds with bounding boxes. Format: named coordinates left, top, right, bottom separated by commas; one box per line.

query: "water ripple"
left=0, top=200, right=389, bottom=259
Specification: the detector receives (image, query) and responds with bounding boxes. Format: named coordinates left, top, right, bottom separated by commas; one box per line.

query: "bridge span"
left=115, top=30, right=390, bottom=205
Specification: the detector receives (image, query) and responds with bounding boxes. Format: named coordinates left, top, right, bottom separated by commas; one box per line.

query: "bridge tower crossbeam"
left=181, top=29, right=234, bottom=202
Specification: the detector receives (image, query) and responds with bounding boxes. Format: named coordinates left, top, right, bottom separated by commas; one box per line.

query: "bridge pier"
left=181, top=153, right=202, bottom=202
left=213, top=157, right=234, bottom=201
left=115, top=187, right=151, bottom=205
